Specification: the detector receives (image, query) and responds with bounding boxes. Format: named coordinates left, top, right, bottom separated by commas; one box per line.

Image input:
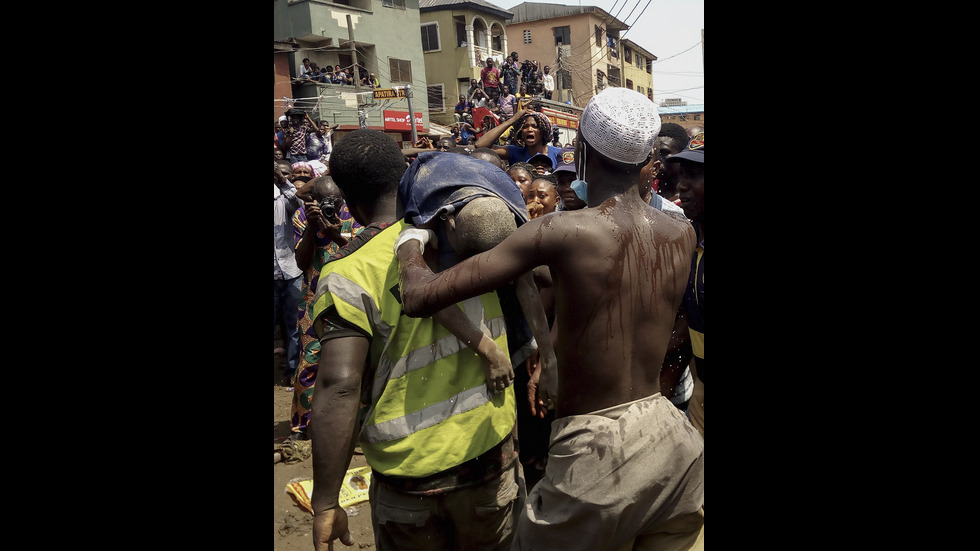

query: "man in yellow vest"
left=309, top=130, right=522, bottom=551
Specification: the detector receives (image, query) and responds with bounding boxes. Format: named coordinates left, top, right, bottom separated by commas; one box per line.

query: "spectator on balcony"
left=356, top=62, right=369, bottom=86
left=369, top=72, right=380, bottom=88
left=467, top=78, right=481, bottom=98
left=542, top=66, right=555, bottom=100
left=481, top=57, right=501, bottom=102
left=298, top=58, right=314, bottom=78
left=332, top=65, right=349, bottom=85
left=527, top=61, right=543, bottom=95
left=469, top=87, right=489, bottom=110
left=502, top=52, right=521, bottom=95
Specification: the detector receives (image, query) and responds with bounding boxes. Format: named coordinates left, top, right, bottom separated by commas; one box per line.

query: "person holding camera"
left=289, top=174, right=362, bottom=440
left=502, top=52, right=521, bottom=94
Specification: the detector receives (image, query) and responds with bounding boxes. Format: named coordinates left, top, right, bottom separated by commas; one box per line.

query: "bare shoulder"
left=644, top=203, right=696, bottom=243
left=516, top=199, right=693, bottom=262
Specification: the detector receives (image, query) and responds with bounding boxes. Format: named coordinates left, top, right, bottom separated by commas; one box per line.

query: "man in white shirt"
left=542, top=66, right=555, bottom=100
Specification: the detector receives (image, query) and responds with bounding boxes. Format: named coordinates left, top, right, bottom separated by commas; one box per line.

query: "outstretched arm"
left=476, top=108, right=525, bottom=153
left=396, top=218, right=546, bottom=318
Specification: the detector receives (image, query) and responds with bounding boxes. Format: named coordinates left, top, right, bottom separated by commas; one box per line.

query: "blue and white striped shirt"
left=274, top=181, right=304, bottom=280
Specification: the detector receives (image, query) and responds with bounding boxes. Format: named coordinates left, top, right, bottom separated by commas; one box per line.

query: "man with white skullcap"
left=395, top=87, right=705, bottom=550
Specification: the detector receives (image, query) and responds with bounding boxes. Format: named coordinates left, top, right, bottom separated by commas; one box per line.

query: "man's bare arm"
left=475, top=108, right=525, bottom=152
left=309, top=335, right=368, bottom=551
left=432, top=306, right=513, bottom=394
left=513, top=272, right=556, bottom=409
left=396, top=218, right=546, bottom=318
left=660, top=305, right=693, bottom=399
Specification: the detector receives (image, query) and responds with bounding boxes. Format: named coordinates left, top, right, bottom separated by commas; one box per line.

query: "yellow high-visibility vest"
left=312, top=220, right=515, bottom=478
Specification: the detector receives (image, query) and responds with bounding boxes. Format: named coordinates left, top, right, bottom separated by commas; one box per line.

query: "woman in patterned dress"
left=289, top=175, right=363, bottom=439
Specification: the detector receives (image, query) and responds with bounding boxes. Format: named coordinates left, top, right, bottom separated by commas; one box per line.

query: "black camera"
left=318, top=197, right=337, bottom=220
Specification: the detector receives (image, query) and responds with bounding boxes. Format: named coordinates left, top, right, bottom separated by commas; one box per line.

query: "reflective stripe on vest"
left=314, top=271, right=393, bottom=342
left=361, top=291, right=514, bottom=478
left=370, top=296, right=487, bottom=395
left=365, top=296, right=506, bottom=443
left=363, top=383, right=495, bottom=443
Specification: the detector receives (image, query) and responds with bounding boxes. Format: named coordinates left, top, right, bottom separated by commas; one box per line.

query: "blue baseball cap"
left=553, top=146, right=576, bottom=173
left=666, top=132, right=703, bottom=164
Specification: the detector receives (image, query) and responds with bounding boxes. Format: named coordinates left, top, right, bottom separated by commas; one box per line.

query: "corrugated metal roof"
left=507, top=2, right=628, bottom=30
left=419, top=0, right=513, bottom=19
left=658, top=104, right=704, bottom=114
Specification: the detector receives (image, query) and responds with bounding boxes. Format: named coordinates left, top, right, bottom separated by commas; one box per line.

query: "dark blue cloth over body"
left=400, top=151, right=528, bottom=229
left=398, top=151, right=534, bottom=364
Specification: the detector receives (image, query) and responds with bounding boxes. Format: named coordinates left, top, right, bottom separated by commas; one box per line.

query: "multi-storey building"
left=504, top=2, right=629, bottom=107
left=419, top=0, right=515, bottom=126
left=619, top=38, right=656, bottom=102
left=274, top=0, right=438, bottom=145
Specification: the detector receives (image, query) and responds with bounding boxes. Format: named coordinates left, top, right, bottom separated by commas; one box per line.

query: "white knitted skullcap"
left=580, top=87, right=661, bottom=164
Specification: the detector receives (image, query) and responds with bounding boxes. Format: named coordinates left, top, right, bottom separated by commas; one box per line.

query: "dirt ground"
left=274, top=346, right=377, bottom=551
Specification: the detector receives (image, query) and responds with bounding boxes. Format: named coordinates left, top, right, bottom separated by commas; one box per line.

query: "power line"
left=651, top=41, right=702, bottom=64
left=570, top=0, right=655, bottom=103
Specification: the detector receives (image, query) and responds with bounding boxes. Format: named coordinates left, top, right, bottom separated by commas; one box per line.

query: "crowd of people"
left=273, top=86, right=705, bottom=550
left=452, top=54, right=559, bottom=146
left=297, top=57, right=381, bottom=88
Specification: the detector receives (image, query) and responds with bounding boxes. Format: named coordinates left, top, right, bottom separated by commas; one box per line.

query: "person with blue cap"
left=552, top=145, right=585, bottom=211
left=395, top=88, right=704, bottom=550
left=662, top=132, right=705, bottom=439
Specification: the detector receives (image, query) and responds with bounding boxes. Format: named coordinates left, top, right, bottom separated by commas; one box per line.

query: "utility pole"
left=405, top=84, right=418, bottom=145
left=556, top=44, right=563, bottom=103
left=347, top=15, right=366, bottom=129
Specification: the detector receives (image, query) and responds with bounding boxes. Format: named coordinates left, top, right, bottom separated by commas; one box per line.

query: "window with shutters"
left=524, top=29, right=532, bottom=44
left=421, top=22, right=440, bottom=52
left=389, top=58, right=412, bottom=84
left=554, top=26, right=569, bottom=45
left=427, top=84, right=445, bottom=113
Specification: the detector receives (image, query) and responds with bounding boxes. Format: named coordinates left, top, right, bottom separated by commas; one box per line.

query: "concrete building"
left=274, top=39, right=300, bottom=123
left=658, top=103, right=705, bottom=134
left=273, top=0, right=439, bottom=145
left=619, top=38, right=656, bottom=102
left=419, top=0, right=514, bottom=126
left=503, top=2, right=629, bottom=108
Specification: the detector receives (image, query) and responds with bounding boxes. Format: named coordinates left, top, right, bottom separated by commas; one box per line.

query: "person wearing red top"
left=481, top=58, right=501, bottom=102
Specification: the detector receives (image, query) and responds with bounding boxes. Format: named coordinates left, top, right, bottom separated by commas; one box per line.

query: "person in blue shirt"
left=476, top=108, right=561, bottom=169
left=457, top=113, right=479, bottom=145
